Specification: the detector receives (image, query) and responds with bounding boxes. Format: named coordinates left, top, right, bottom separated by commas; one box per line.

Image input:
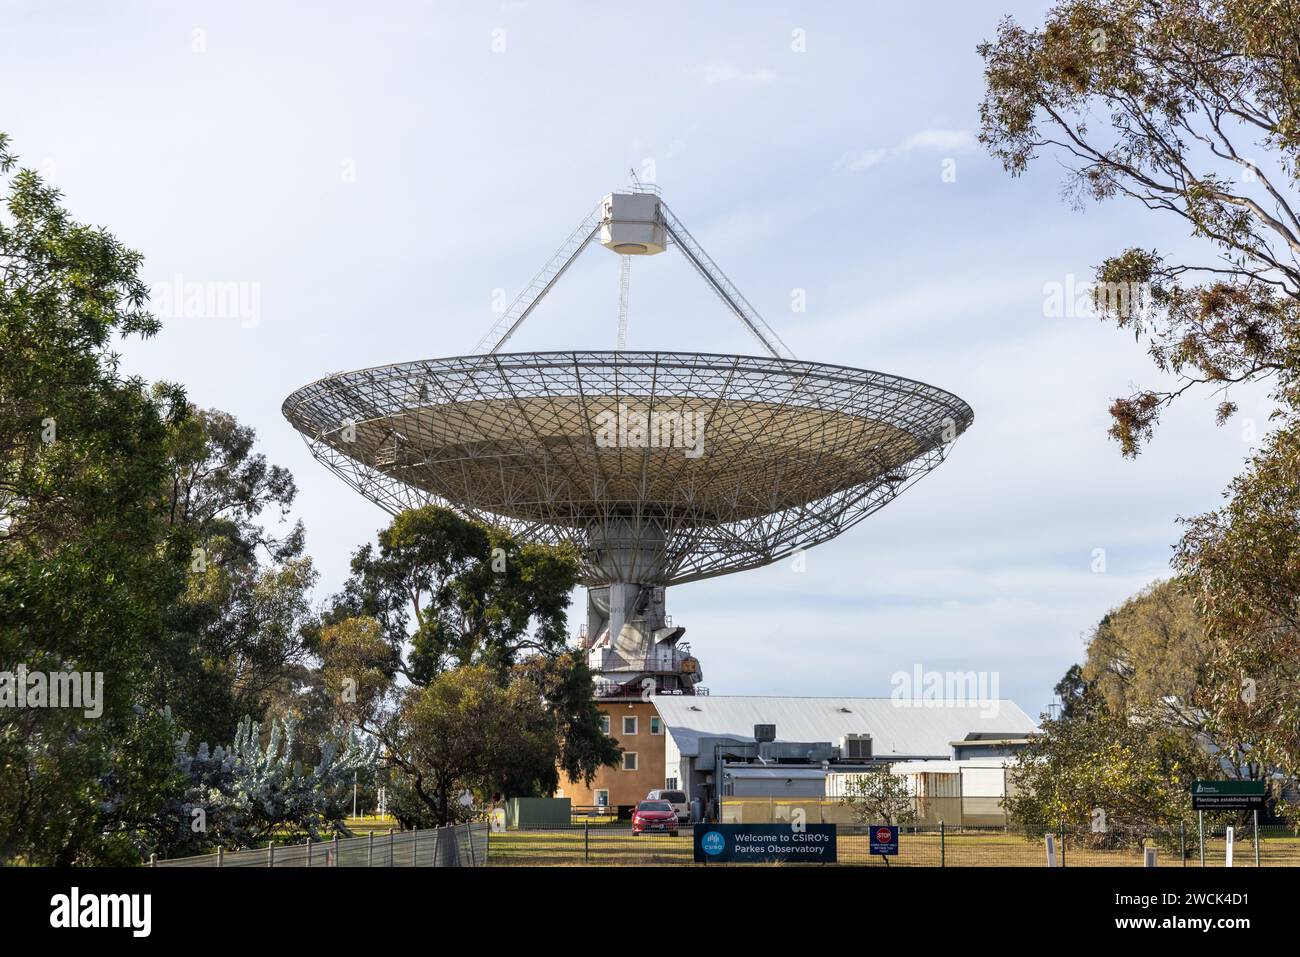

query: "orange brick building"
left=555, top=698, right=672, bottom=810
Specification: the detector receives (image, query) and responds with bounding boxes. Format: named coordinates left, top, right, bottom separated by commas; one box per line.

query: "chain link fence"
left=486, top=819, right=1299, bottom=866
left=833, top=823, right=1297, bottom=867
left=151, top=823, right=489, bottom=867
left=723, top=795, right=1008, bottom=826
left=146, top=816, right=1298, bottom=868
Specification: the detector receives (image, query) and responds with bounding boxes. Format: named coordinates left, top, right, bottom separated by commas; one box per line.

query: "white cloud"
left=836, top=127, right=976, bottom=172
left=899, top=128, right=976, bottom=152
left=835, top=147, right=890, bottom=171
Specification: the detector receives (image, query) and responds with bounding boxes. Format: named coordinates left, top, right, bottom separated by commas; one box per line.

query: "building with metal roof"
left=651, top=695, right=1038, bottom=811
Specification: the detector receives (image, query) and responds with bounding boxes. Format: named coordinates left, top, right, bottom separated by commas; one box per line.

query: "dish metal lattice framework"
left=282, top=349, right=973, bottom=587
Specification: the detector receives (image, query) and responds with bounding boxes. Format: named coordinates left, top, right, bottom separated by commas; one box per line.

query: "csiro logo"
left=701, top=831, right=725, bottom=856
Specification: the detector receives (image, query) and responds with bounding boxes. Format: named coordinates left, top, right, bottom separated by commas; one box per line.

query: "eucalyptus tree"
left=981, top=0, right=1300, bottom=779
left=0, top=132, right=189, bottom=863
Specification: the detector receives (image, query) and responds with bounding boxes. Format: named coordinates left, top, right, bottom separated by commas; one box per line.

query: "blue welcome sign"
left=692, top=824, right=837, bottom=863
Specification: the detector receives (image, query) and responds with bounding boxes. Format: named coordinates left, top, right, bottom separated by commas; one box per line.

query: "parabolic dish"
left=283, top=350, right=973, bottom=586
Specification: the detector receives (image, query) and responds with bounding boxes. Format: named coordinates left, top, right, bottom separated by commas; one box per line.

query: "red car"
left=631, top=800, right=679, bottom=836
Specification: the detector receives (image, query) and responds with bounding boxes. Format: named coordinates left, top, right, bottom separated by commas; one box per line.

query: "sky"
left=0, top=0, right=1275, bottom=718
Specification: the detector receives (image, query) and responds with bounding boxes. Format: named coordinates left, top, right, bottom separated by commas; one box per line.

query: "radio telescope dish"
left=284, top=185, right=972, bottom=697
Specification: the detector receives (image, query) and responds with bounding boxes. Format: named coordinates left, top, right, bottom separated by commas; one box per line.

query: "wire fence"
left=566, top=796, right=1019, bottom=826
left=490, top=822, right=693, bottom=866
left=722, top=795, right=1013, bottom=827
left=151, top=823, right=489, bottom=867
left=831, top=823, right=1298, bottom=867
left=145, top=817, right=1298, bottom=867
left=486, top=821, right=1300, bottom=866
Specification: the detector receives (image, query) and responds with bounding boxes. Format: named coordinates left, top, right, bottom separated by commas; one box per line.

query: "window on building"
left=599, top=714, right=610, bottom=735
left=595, top=790, right=609, bottom=807
left=622, top=715, right=638, bottom=735
left=665, top=777, right=678, bottom=790
left=622, top=752, right=638, bottom=771
left=650, top=716, right=662, bottom=735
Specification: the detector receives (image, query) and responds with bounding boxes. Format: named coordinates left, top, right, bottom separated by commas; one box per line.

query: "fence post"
left=958, top=771, right=965, bottom=829
left=466, top=824, right=477, bottom=867
left=367, top=830, right=374, bottom=867
left=1180, top=821, right=1186, bottom=866
left=149, top=853, right=157, bottom=867
left=939, top=821, right=945, bottom=868
left=1058, top=821, right=1066, bottom=868
left=413, top=827, right=419, bottom=867
left=333, top=833, right=340, bottom=867
left=268, top=841, right=275, bottom=867
left=217, top=846, right=224, bottom=868
left=585, top=818, right=590, bottom=863
left=1003, top=767, right=1009, bottom=830
left=305, top=836, right=312, bottom=868
left=1198, top=810, right=1205, bottom=867
left=388, top=827, right=394, bottom=867
left=1254, top=810, right=1260, bottom=867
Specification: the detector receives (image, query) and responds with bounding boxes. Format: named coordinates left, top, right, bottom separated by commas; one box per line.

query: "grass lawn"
left=490, top=827, right=692, bottom=866
left=488, top=826, right=1300, bottom=867
left=343, top=815, right=401, bottom=836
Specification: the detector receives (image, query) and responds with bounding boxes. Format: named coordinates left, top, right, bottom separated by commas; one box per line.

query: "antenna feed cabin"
left=600, top=192, right=666, bottom=256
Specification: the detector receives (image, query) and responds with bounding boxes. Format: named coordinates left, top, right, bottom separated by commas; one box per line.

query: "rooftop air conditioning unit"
left=841, top=733, right=873, bottom=760
left=759, top=741, right=800, bottom=761
left=805, top=743, right=836, bottom=764
left=754, top=724, right=776, bottom=743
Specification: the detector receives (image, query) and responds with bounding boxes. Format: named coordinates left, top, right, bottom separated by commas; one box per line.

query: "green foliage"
left=837, top=765, right=917, bottom=826
left=1029, top=582, right=1279, bottom=844
left=1083, top=579, right=1211, bottom=726
left=319, top=615, right=397, bottom=725
left=0, top=132, right=328, bottom=864
left=154, top=403, right=313, bottom=746
left=330, top=504, right=579, bottom=685
left=1053, top=663, right=1101, bottom=723
left=979, top=1, right=1300, bottom=453
left=980, top=2, right=1300, bottom=792
left=0, top=132, right=192, bottom=865
left=320, top=507, right=618, bottom=818
left=1006, top=706, right=1214, bottom=849
left=162, top=403, right=303, bottom=563
left=383, top=771, right=472, bottom=830
left=513, top=651, right=622, bottom=790
left=161, top=715, right=376, bottom=856
left=382, top=665, right=557, bottom=826
left=1176, top=423, right=1300, bottom=780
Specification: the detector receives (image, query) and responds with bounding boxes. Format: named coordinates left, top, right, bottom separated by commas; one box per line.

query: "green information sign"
left=1190, top=780, right=1266, bottom=811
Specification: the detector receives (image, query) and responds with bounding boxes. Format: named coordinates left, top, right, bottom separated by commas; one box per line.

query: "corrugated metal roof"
left=653, top=696, right=1038, bottom=759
